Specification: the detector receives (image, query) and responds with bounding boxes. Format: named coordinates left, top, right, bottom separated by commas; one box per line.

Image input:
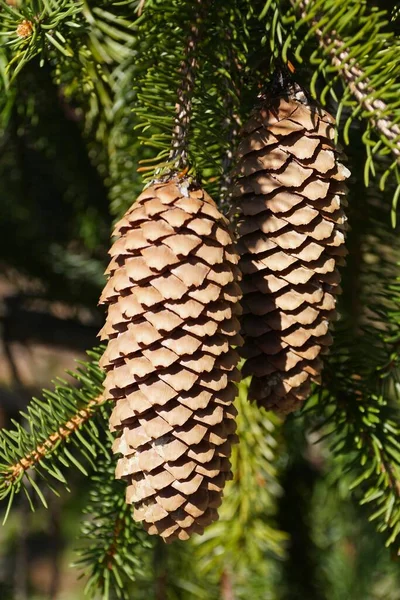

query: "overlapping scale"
left=99, top=178, right=242, bottom=541
left=232, top=91, right=349, bottom=415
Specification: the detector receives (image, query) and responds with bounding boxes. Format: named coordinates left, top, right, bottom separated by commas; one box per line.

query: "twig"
left=220, top=569, right=235, bottom=600
left=4, top=394, right=105, bottom=485
left=137, top=0, right=146, bottom=16
left=169, top=0, right=205, bottom=169
left=294, top=0, right=400, bottom=159
left=105, top=516, right=124, bottom=570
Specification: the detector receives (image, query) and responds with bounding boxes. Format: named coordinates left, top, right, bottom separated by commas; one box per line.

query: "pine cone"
left=99, top=178, right=242, bottom=542
left=232, top=86, right=349, bottom=415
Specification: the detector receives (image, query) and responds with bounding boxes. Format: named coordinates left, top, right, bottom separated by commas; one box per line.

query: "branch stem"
left=294, top=0, right=400, bottom=159
left=4, top=394, right=105, bottom=485
left=169, top=0, right=205, bottom=169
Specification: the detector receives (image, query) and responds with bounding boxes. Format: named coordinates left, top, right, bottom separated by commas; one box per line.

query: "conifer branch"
left=133, top=1, right=205, bottom=178
left=319, top=384, right=400, bottom=551
left=0, top=349, right=109, bottom=513
left=295, top=0, right=400, bottom=160
left=133, top=1, right=258, bottom=188
left=169, top=0, right=205, bottom=170
left=75, top=458, right=152, bottom=600
left=5, top=393, right=105, bottom=487
left=317, top=173, right=400, bottom=550
left=137, top=0, right=147, bottom=17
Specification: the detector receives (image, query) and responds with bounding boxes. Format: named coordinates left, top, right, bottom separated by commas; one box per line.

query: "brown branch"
left=169, top=0, right=206, bottom=169
left=220, top=569, right=235, bottom=600
left=5, top=394, right=105, bottom=484
left=359, top=427, right=400, bottom=498
left=379, top=456, right=400, bottom=497
left=137, top=0, right=146, bottom=16
left=105, top=516, right=124, bottom=570
left=294, top=0, right=400, bottom=159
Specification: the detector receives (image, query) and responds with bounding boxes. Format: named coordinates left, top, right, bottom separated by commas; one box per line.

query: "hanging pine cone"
left=232, top=80, right=349, bottom=415
left=99, top=177, right=242, bottom=542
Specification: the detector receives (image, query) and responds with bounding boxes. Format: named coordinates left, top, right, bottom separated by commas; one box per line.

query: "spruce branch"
left=294, top=0, right=400, bottom=160
left=169, top=0, right=205, bottom=170
left=0, top=0, right=138, bottom=136
left=5, top=393, right=105, bottom=487
left=133, top=0, right=201, bottom=177
left=286, top=0, right=400, bottom=206
left=318, top=383, right=400, bottom=551
left=133, top=0, right=260, bottom=188
left=0, top=349, right=109, bottom=516
left=0, top=0, right=81, bottom=81
left=315, top=169, right=400, bottom=551
left=137, top=0, right=147, bottom=17
left=75, top=458, right=152, bottom=600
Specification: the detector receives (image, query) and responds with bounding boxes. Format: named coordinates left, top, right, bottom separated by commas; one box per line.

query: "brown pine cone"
left=99, top=177, right=242, bottom=542
left=232, top=86, right=349, bottom=415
